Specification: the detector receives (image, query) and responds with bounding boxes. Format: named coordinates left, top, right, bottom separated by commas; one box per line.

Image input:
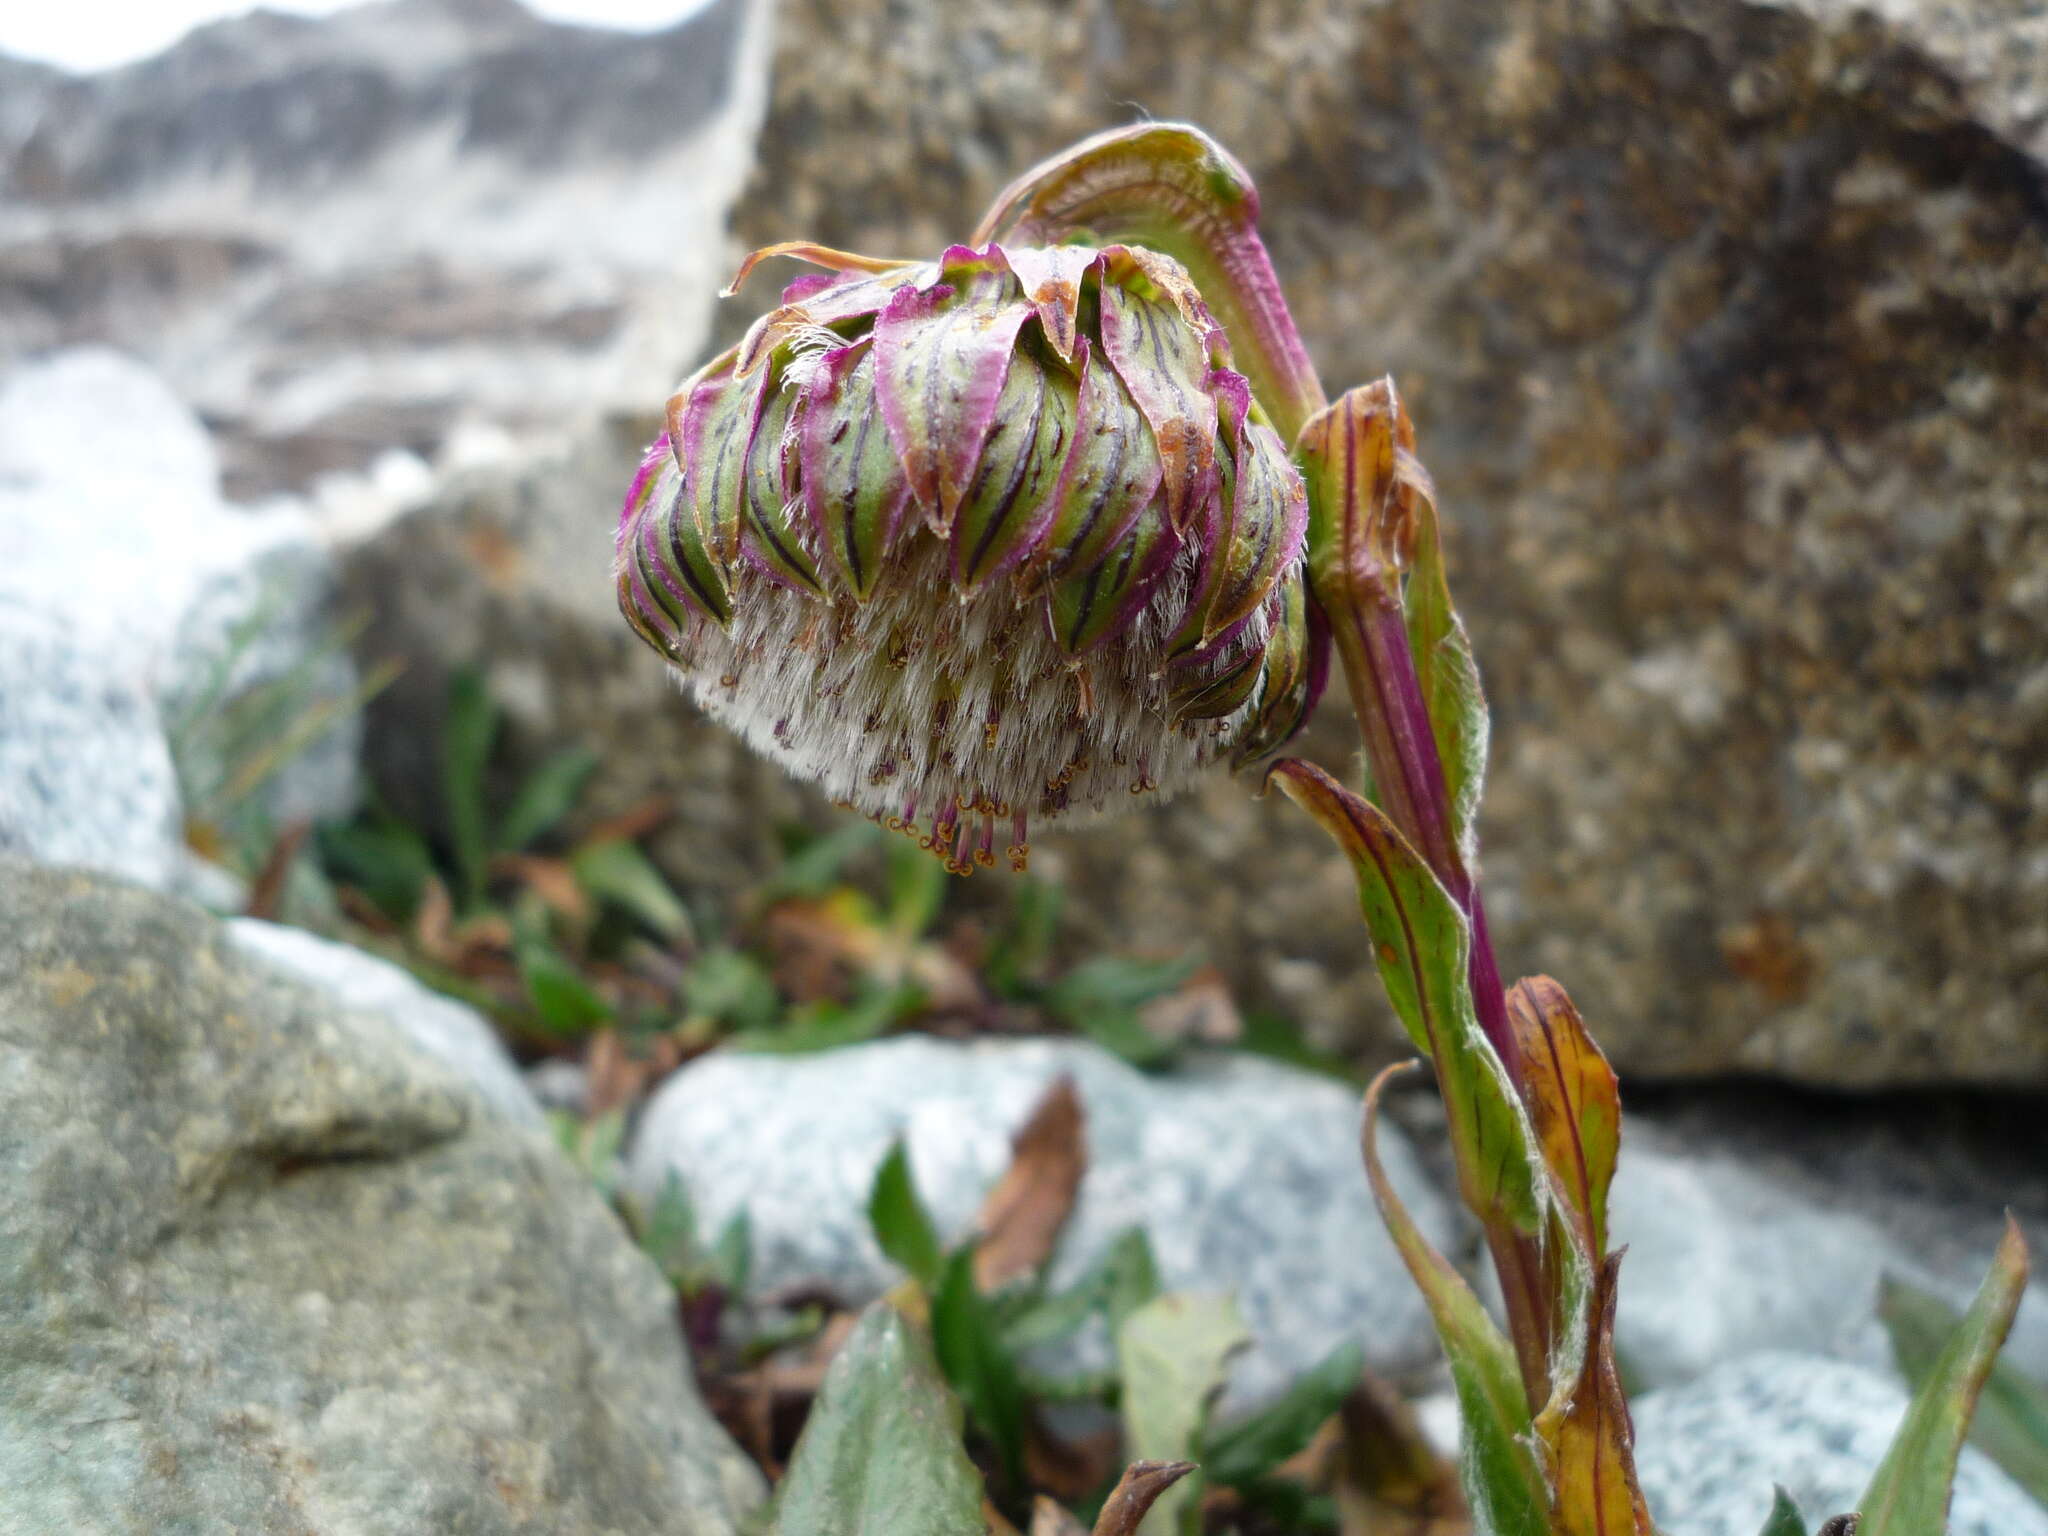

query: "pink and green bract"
left=617, top=236, right=1324, bottom=873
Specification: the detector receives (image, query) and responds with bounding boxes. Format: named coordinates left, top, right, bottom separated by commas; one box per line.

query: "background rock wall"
left=721, top=0, right=2048, bottom=1085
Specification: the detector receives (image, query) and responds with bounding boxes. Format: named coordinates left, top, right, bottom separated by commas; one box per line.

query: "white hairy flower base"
left=661, top=536, right=1270, bottom=874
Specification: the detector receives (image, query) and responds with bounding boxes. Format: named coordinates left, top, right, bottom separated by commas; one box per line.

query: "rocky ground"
left=3, top=0, right=2047, bottom=1531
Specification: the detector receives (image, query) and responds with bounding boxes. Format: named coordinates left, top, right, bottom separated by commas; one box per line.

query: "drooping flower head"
left=617, top=235, right=1325, bottom=873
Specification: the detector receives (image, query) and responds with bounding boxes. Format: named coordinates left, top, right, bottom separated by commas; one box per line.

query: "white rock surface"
left=0, top=602, right=184, bottom=890
left=1631, top=1354, right=2048, bottom=1536
left=626, top=1036, right=1457, bottom=1412
left=0, top=348, right=360, bottom=884
left=230, top=917, right=541, bottom=1128
left=1608, top=1119, right=2048, bottom=1390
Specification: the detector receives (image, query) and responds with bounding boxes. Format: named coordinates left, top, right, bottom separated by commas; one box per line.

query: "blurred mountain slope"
left=0, top=0, right=766, bottom=501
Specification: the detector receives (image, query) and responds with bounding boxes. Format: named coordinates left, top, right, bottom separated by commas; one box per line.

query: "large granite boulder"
left=339, top=0, right=2048, bottom=1087
left=0, top=859, right=762, bottom=1533
left=703, top=0, right=2048, bottom=1087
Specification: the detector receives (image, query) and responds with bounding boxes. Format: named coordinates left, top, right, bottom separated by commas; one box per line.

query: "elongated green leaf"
left=1361, top=1064, right=1549, bottom=1536
left=571, top=838, right=691, bottom=941
left=1201, top=1338, right=1363, bottom=1489
left=496, top=745, right=599, bottom=852
left=1859, top=1217, right=2031, bottom=1536
left=711, top=1208, right=751, bottom=1294
left=443, top=667, right=496, bottom=911
left=515, top=936, right=612, bottom=1037
left=1880, top=1268, right=2048, bottom=1507
left=1759, top=1486, right=1810, bottom=1536
left=318, top=818, right=433, bottom=923
left=933, top=1245, right=1028, bottom=1492
left=886, top=836, right=948, bottom=942
left=728, top=982, right=918, bottom=1055
left=1115, top=1293, right=1249, bottom=1536
left=867, top=1139, right=945, bottom=1290
left=681, top=945, right=779, bottom=1029
left=760, top=1300, right=989, bottom=1536
left=1268, top=758, right=1540, bottom=1239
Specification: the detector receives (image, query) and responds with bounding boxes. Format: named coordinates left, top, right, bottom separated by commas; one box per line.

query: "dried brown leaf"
left=412, top=874, right=455, bottom=961
left=243, top=821, right=311, bottom=922
left=974, top=1075, right=1087, bottom=1291
left=577, top=793, right=675, bottom=846
left=494, top=853, right=593, bottom=925
left=1091, top=1460, right=1197, bottom=1536
left=1136, top=966, right=1242, bottom=1047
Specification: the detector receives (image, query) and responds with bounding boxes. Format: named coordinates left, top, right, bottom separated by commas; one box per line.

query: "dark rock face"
left=710, top=0, right=2048, bottom=1086
left=0, top=0, right=763, bottom=499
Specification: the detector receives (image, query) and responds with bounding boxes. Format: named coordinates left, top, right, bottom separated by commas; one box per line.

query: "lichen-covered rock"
left=624, top=1036, right=1456, bottom=1413
left=1630, top=1354, right=2048, bottom=1536
left=718, top=0, right=2048, bottom=1087
left=0, top=859, right=762, bottom=1534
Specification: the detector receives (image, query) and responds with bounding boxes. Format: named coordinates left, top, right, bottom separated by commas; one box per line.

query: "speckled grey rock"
left=0, top=601, right=183, bottom=888
left=320, top=0, right=2048, bottom=1088
left=1630, top=1354, right=2048, bottom=1536
left=0, top=348, right=360, bottom=872
left=624, top=1036, right=1455, bottom=1412
left=0, top=859, right=762, bottom=1535
left=228, top=917, right=543, bottom=1129
left=1610, top=1113, right=2048, bottom=1390
left=712, top=0, right=2048, bottom=1088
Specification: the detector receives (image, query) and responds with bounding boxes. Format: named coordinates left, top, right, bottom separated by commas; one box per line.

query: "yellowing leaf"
left=1506, top=976, right=1621, bottom=1258
left=1533, top=1253, right=1658, bottom=1536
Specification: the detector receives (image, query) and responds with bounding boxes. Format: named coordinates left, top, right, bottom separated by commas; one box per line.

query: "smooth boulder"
left=0, top=860, right=762, bottom=1534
